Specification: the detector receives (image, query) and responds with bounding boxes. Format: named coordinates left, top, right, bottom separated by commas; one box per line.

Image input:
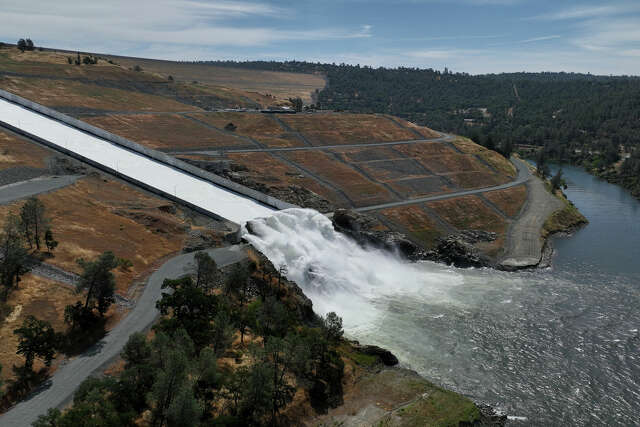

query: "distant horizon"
left=2, top=0, right=639, bottom=76
left=4, top=39, right=639, bottom=78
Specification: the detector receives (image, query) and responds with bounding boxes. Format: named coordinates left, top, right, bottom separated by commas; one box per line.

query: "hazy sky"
left=1, top=0, right=639, bottom=75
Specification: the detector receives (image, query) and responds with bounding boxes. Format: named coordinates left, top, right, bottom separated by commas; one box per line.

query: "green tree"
left=20, top=197, right=49, bottom=250
left=224, top=263, right=249, bottom=298
left=211, top=310, right=235, bottom=357
left=44, top=228, right=58, bottom=253
left=120, top=332, right=155, bottom=412
left=551, top=169, right=565, bottom=192
left=148, top=333, right=199, bottom=427
left=76, top=251, right=119, bottom=315
left=194, top=251, right=218, bottom=289
left=536, top=150, right=550, bottom=179
left=17, top=38, right=27, bottom=52
left=288, top=97, right=304, bottom=112
left=0, top=214, right=30, bottom=301
left=156, top=277, right=218, bottom=349
left=13, top=315, right=57, bottom=370
left=323, top=312, right=344, bottom=343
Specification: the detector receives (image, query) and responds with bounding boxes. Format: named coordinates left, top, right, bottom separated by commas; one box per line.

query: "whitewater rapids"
left=244, top=208, right=468, bottom=333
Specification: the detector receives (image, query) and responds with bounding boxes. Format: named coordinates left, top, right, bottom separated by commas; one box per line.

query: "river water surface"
left=246, top=164, right=640, bottom=426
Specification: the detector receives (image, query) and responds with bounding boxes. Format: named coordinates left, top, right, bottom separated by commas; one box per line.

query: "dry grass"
left=103, top=56, right=326, bottom=103
left=427, top=195, right=506, bottom=233
left=418, top=153, right=487, bottom=175
left=332, top=146, right=404, bottom=163
left=0, top=130, right=51, bottom=169
left=484, top=185, right=527, bottom=217
left=450, top=137, right=487, bottom=154
left=379, top=205, right=444, bottom=247
left=0, top=75, right=195, bottom=113
left=387, top=116, right=440, bottom=139
left=284, top=151, right=396, bottom=207
left=0, top=274, right=79, bottom=380
left=189, top=113, right=305, bottom=148
left=226, top=152, right=346, bottom=206
left=447, top=171, right=510, bottom=189
left=478, top=150, right=517, bottom=177
left=0, top=176, right=189, bottom=292
left=393, top=141, right=458, bottom=157
left=279, top=113, right=418, bottom=145
left=84, top=114, right=249, bottom=150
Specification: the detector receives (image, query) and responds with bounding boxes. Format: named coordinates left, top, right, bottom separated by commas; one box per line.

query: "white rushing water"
left=244, top=208, right=469, bottom=333
left=244, top=207, right=640, bottom=426
left=0, top=98, right=274, bottom=224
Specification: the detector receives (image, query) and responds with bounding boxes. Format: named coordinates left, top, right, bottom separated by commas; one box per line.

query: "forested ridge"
left=203, top=60, right=640, bottom=198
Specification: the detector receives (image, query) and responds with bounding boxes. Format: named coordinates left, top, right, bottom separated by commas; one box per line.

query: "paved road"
left=355, top=157, right=531, bottom=212
left=0, top=245, right=249, bottom=427
left=172, top=133, right=455, bottom=155
left=0, top=175, right=82, bottom=205
left=499, top=161, right=564, bottom=269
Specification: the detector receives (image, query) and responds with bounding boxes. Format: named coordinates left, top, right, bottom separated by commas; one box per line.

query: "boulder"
left=352, top=343, right=399, bottom=366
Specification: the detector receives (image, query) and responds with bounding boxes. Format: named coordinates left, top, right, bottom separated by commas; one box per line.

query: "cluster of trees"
left=288, top=97, right=304, bottom=112
left=1, top=249, right=120, bottom=407
left=16, top=38, right=35, bottom=52
left=0, top=198, right=57, bottom=302
left=67, top=53, right=99, bottom=66
left=35, top=253, right=345, bottom=426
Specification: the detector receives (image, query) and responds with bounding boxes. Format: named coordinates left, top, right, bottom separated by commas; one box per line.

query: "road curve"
left=0, top=175, right=82, bottom=205
left=0, top=245, right=249, bottom=427
left=355, top=157, right=531, bottom=212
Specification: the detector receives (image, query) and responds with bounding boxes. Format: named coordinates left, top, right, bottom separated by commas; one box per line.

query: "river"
left=245, top=164, right=640, bottom=426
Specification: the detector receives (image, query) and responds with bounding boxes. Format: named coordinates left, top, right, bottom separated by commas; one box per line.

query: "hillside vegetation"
left=206, top=60, right=640, bottom=198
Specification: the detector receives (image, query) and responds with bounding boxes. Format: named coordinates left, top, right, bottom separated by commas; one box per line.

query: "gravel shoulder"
left=499, top=160, right=564, bottom=269
left=0, top=245, right=249, bottom=427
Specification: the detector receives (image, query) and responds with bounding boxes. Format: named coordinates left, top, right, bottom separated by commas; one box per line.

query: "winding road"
left=0, top=245, right=249, bottom=427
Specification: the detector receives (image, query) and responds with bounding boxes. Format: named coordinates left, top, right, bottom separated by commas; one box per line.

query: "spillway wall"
left=0, top=89, right=297, bottom=212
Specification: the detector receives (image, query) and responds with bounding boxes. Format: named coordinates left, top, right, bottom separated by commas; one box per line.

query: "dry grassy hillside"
left=105, top=55, right=326, bottom=104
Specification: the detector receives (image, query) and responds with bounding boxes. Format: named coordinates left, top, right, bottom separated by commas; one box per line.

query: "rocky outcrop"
left=351, top=342, right=399, bottom=366
left=180, top=157, right=332, bottom=212
left=332, top=209, right=495, bottom=268
left=332, top=209, right=426, bottom=260
left=426, top=231, right=495, bottom=269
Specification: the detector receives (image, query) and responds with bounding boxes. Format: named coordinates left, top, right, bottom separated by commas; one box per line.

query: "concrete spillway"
left=0, top=97, right=275, bottom=224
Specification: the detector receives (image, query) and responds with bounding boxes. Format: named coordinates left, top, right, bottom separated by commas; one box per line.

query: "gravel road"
left=0, top=175, right=81, bottom=205
left=499, top=161, right=564, bottom=269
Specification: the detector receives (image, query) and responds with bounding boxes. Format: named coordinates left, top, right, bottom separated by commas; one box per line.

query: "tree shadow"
left=59, top=316, right=107, bottom=356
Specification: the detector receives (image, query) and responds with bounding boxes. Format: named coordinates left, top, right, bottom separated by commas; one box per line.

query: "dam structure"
left=0, top=90, right=285, bottom=226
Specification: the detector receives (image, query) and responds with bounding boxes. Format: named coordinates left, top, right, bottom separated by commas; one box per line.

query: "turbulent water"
left=244, top=165, right=640, bottom=426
